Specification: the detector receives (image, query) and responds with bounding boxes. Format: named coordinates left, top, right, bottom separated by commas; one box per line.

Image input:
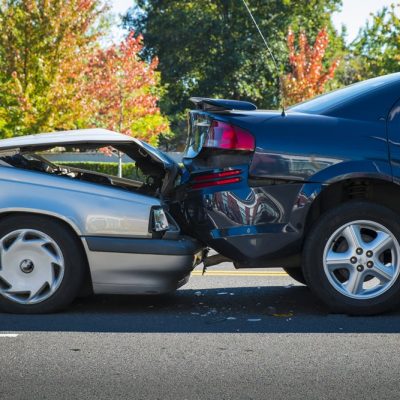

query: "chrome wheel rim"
left=0, top=229, right=64, bottom=305
left=323, top=220, right=400, bottom=300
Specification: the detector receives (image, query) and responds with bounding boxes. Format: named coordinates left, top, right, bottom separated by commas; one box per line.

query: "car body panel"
left=249, top=114, right=391, bottom=182
left=173, top=73, right=400, bottom=268
left=173, top=173, right=305, bottom=265
left=0, top=129, right=202, bottom=295
left=82, top=236, right=202, bottom=294
left=0, top=165, right=158, bottom=237
left=388, top=98, right=400, bottom=182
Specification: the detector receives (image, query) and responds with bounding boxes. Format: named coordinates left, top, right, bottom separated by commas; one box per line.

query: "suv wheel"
left=303, top=201, right=400, bottom=315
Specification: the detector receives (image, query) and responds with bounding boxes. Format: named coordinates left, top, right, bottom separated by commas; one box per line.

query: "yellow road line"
left=191, top=270, right=288, bottom=277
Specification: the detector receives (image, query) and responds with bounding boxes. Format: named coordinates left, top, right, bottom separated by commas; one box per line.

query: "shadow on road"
left=1, top=285, right=400, bottom=333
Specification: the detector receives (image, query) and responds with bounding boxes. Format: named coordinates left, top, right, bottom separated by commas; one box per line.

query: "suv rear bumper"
left=170, top=181, right=312, bottom=267
left=184, top=222, right=303, bottom=267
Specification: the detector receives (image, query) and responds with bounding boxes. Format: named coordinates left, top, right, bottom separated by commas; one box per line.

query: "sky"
left=331, top=0, right=396, bottom=42
left=110, top=0, right=397, bottom=43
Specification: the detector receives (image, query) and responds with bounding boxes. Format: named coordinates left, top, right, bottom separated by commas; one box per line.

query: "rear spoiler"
left=189, top=97, right=257, bottom=112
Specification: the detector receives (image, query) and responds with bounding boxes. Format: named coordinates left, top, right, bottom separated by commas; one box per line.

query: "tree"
left=0, top=0, right=107, bottom=138
left=124, top=0, right=345, bottom=148
left=282, top=27, right=340, bottom=106
left=352, top=3, right=400, bottom=81
left=0, top=1, right=169, bottom=146
left=82, top=32, right=169, bottom=145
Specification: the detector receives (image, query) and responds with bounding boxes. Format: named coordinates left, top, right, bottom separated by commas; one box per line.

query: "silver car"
left=0, top=129, right=203, bottom=313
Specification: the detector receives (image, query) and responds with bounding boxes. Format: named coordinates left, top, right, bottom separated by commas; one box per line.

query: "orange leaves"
left=283, top=27, right=340, bottom=106
left=0, top=0, right=108, bottom=136
left=0, top=1, right=167, bottom=142
left=81, top=32, right=169, bottom=144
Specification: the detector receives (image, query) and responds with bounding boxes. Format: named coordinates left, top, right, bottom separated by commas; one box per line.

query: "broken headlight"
left=151, top=207, right=169, bottom=232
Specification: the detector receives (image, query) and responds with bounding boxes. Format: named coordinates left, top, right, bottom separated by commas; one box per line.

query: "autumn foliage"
left=0, top=0, right=169, bottom=144
left=0, top=0, right=106, bottom=136
left=83, top=33, right=169, bottom=145
left=282, top=27, right=340, bottom=106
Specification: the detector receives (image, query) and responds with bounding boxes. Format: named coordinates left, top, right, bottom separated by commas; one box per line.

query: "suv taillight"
left=204, top=121, right=255, bottom=151
left=191, top=169, right=242, bottom=190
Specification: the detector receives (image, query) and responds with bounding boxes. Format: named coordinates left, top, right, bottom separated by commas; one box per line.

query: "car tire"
left=0, top=215, right=86, bottom=314
left=283, top=268, right=307, bottom=285
left=303, top=200, right=400, bottom=315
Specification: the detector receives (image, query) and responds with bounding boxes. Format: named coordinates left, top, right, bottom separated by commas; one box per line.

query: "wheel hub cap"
left=323, top=220, right=400, bottom=300
left=0, top=229, right=65, bottom=305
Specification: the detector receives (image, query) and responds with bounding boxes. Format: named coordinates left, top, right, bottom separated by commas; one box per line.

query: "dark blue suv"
left=171, top=73, right=400, bottom=315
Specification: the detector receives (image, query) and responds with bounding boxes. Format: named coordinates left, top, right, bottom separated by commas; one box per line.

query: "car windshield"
left=290, top=74, right=399, bottom=114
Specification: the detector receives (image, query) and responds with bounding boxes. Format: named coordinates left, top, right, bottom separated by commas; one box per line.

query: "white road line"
left=0, top=334, right=19, bottom=338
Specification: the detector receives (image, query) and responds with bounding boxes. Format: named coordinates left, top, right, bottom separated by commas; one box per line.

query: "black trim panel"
left=189, top=97, right=257, bottom=111
left=85, top=235, right=202, bottom=256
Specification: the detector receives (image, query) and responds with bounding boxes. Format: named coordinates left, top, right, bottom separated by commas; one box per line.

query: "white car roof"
left=0, top=129, right=139, bottom=150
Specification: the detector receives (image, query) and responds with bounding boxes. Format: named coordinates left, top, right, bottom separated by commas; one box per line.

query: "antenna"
left=241, top=0, right=286, bottom=116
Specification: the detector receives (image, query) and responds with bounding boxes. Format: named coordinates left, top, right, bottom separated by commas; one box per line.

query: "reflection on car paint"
left=250, top=151, right=341, bottom=181
left=206, top=188, right=284, bottom=227
left=86, top=215, right=143, bottom=235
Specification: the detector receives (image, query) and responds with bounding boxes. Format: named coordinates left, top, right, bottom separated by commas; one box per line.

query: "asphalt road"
left=1, top=263, right=400, bottom=400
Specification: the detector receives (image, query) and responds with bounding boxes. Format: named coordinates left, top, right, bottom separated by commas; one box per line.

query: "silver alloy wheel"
left=323, top=220, right=400, bottom=300
left=0, top=229, right=65, bottom=305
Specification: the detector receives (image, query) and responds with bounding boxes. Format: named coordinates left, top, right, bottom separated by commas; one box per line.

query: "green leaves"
left=0, top=1, right=169, bottom=145
left=0, top=0, right=106, bottom=137
left=351, top=4, right=400, bottom=81
left=125, top=0, right=344, bottom=147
